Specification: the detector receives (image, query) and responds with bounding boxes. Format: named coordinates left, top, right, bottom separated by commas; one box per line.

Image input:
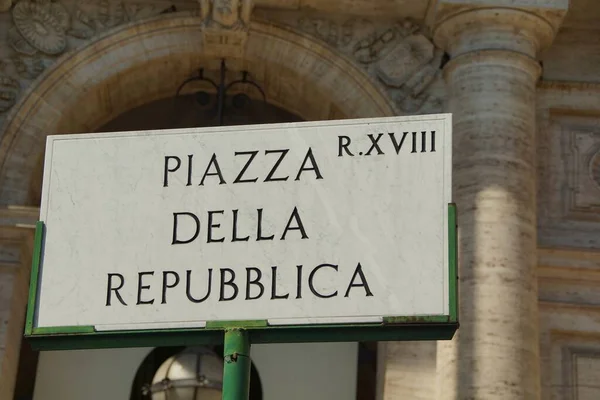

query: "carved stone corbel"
left=199, top=0, right=254, bottom=58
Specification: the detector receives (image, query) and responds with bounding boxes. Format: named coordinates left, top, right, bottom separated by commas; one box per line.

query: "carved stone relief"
left=0, top=74, right=19, bottom=114
left=198, top=0, right=253, bottom=58
left=560, top=127, right=600, bottom=220
left=555, top=342, right=600, bottom=400
left=12, top=0, right=70, bottom=55
left=0, top=3, right=444, bottom=119
left=0, top=0, right=177, bottom=117
left=295, top=15, right=445, bottom=114
left=537, top=105, right=600, bottom=249
left=67, top=0, right=171, bottom=40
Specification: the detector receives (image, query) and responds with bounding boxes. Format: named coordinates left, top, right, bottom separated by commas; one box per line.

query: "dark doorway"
left=98, top=93, right=302, bottom=133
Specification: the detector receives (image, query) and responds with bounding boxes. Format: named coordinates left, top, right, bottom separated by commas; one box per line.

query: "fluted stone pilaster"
left=432, top=4, right=565, bottom=399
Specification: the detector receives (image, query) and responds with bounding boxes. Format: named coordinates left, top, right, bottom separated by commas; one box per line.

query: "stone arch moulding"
left=0, top=12, right=402, bottom=206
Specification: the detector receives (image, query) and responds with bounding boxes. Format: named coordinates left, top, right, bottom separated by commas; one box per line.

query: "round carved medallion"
left=590, top=149, right=600, bottom=190
left=12, top=1, right=70, bottom=55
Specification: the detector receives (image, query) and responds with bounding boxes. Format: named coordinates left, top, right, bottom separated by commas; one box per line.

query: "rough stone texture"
left=561, top=0, right=600, bottom=29
left=536, top=83, right=600, bottom=250
left=541, top=29, right=600, bottom=82
left=0, top=2, right=444, bottom=144
left=432, top=4, right=564, bottom=399
left=256, top=0, right=430, bottom=18
left=263, top=10, right=446, bottom=115
left=538, top=248, right=600, bottom=400
left=377, top=341, right=436, bottom=400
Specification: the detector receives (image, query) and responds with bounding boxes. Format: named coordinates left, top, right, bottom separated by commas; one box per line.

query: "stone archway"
left=0, top=12, right=396, bottom=207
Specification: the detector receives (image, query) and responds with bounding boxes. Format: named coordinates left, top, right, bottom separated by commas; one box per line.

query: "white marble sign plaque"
left=35, top=114, right=452, bottom=331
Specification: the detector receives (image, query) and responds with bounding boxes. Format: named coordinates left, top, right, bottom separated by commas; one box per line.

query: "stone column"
left=431, top=3, right=566, bottom=399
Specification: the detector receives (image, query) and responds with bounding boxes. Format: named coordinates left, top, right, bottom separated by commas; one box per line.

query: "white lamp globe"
left=144, top=347, right=223, bottom=400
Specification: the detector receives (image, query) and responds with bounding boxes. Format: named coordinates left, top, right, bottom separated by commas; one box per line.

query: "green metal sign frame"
left=24, top=203, right=458, bottom=351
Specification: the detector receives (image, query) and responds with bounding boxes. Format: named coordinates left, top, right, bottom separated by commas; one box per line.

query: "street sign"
left=25, top=114, right=457, bottom=350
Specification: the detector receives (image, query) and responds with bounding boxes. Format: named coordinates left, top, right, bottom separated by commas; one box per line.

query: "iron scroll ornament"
left=175, top=59, right=267, bottom=126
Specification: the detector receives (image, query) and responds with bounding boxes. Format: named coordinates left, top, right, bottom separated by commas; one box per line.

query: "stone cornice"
left=441, top=48, right=542, bottom=79
left=432, top=0, right=568, bottom=25
left=538, top=80, right=600, bottom=92
left=539, top=302, right=600, bottom=315
left=430, top=0, right=568, bottom=57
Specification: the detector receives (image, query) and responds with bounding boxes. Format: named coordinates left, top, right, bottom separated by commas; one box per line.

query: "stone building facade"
left=0, top=0, right=599, bottom=399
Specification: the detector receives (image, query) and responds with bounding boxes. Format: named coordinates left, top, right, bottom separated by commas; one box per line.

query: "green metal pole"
left=222, top=329, right=251, bottom=400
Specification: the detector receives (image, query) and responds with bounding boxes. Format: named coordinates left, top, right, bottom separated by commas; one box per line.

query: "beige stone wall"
left=538, top=247, right=600, bottom=400
left=535, top=2, right=600, bottom=395
left=535, top=82, right=600, bottom=400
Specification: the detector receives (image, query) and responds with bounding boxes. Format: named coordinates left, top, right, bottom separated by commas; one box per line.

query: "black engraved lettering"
left=308, top=264, right=338, bottom=298
left=344, top=263, right=374, bottom=297
left=389, top=132, right=409, bottom=154
left=163, top=156, right=181, bottom=187
left=106, top=273, right=127, bottom=306
left=233, top=151, right=259, bottom=183
left=264, top=149, right=290, bottom=182
left=161, top=271, right=180, bottom=304
left=365, top=133, right=384, bottom=156
left=199, top=153, right=226, bottom=185
left=338, top=136, right=354, bottom=157
left=295, top=148, right=323, bottom=181
left=186, top=269, right=212, bottom=303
